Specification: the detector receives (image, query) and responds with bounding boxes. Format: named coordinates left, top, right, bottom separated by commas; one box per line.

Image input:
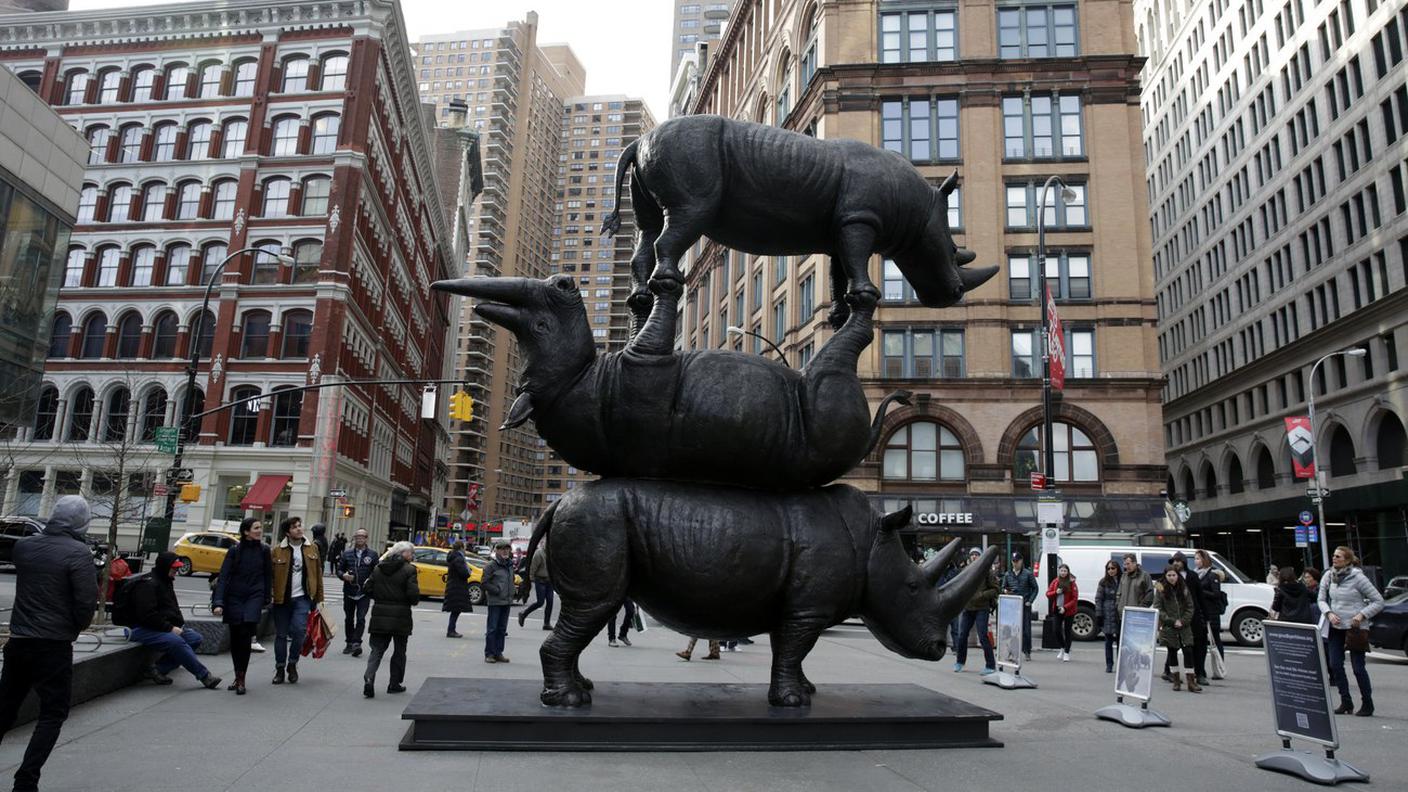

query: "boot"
left=1171, top=671, right=1182, bottom=691
left=1355, top=697, right=1374, bottom=717
left=1185, top=673, right=1202, bottom=693
left=272, top=665, right=286, bottom=685
left=676, top=650, right=692, bottom=661
left=287, top=664, right=299, bottom=684
left=1334, top=697, right=1354, bottom=715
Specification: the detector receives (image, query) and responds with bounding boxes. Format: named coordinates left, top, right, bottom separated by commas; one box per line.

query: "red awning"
left=239, top=475, right=292, bottom=511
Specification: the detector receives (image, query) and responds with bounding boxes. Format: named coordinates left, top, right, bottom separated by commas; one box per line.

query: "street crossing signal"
left=342, top=504, right=356, bottom=518
left=449, top=390, right=474, bottom=421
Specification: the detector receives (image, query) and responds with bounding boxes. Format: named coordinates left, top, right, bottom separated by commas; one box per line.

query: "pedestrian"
left=1265, top=564, right=1280, bottom=585
left=0, top=496, right=98, bottom=791
left=482, top=539, right=514, bottom=663
left=1094, top=559, right=1121, bottom=673
left=1046, top=564, right=1078, bottom=662
left=311, top=522, right=329, bottom=575
left=1116, top=553, right=1154, bottom=614
left=1302, top=566, right=1321, bottom=595
left=1270, top=567, right=1318, bottom=624
left=1002, top=552, right=1038, bottom=661
left=1160, top=553, right=1208, bottom=684
left=270, top=516, right=323, bottom=685
left=337, top=528, right=377, bottom=657
left=607, top=598, right=637, bottom=647
left=1193, top=549, right=1226, bottom=680
left=363, top=541, right=419, bottom=698
left=212, top=517, right=273, bottom=695
left=953, top=548, right=998, bottom=675
left=128, top=552, right=222, bottom=689
left=328, top=532, right=347, bottom=576
left=676, top=636, right=720, bottom=660
left=1319, top=546, right=1384, bottom=716
left=443, top=541, right=473, bottom=638
left=1154, top=566, right=1200, bottom=692
left=517, top=538, right=554, bottom=630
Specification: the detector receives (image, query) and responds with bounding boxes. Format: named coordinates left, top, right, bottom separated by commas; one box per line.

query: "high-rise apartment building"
left=671, top=1, right=735, bottom=78
left=681, top=0, right=1170, bottom=562
left=1141, top=0, right=1408, bottom=574
left=0, top=0, right=456, bottom=547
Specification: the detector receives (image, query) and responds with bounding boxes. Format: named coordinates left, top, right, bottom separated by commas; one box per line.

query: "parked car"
left=409, top=546, right=520, bottom=605
left=0, top=516, right=43, bottom=565
left=1055, top=545, right=1273, bottom=646
left=1383, top=576, right=1408, bottom=600
left=1369, top=591, right=1408, bottom=657
left=171, top=531, right=240, bottom=576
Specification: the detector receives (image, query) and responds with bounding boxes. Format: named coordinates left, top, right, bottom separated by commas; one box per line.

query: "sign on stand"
left=985, top=594, right=1037, bottom=690
left=1253, top=620, right=1369, bottom=784
left=1094, top=606, right=1169, bottom=728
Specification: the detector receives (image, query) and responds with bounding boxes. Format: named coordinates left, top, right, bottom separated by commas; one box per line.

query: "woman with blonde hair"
left=363, top=541, right=419, bottom=698
left=1319, top=546, right=1384, bottom=716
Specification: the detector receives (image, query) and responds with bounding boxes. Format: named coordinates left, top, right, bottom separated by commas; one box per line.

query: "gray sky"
left=69, top=0, right=674, bottom=119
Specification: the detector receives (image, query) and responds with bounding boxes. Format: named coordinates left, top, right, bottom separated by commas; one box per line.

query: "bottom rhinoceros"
left=526, top=479, right=998, bottom=708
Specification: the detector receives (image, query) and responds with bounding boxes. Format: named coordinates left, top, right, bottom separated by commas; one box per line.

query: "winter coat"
left=130, top=553, right=186, bottom=633
left=213, top=539, right=273, bottom=624
left=1094, top=576, right=1121, bottom=633
left=368, top=555, right=419, bottom=636
left=1318, top=565, right=1385, bottom=629
left=1002, top=567, right=1038, bottom=605
left=442, top=550, right=474, bottom=613
left=1154, top=582, right=1195, bottom=648
left=483, top=555, right=515, bottom=606
left=337, top=545, right=378, bottom=599
left=271, top=539, right=323, bottom=605
left=529, top=545, right=550, bottom=583
left=963, top=569, right=1000, bottom=612
left=1046, top=576, right=1079, bottom=617
left=1272, top=581, right=1318, bottom=624
left=1116, top=568, right=1154, bottom=614
left=1194, top=566, right=1226, bottom=616
left=10, top=496, right=98, bottom=642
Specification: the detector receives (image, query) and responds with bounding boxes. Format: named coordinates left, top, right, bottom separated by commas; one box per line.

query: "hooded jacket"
left=368, top=555, right=419, bottom=636
left=130, top=552, right=185, bottom=633
left=11, top=495, right=99, bottom=641
left=1272, top=580, right=1318, bottom=624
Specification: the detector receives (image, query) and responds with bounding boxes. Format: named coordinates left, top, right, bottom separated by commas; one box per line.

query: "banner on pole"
left=1285, top=416, right=1316, bottom=479
left=1046, top=284, right=1066, bottom=391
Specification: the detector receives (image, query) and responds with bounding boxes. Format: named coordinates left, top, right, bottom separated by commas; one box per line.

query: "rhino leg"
left=540, top=599, right=619, bottom=707
left=647, top=209, right=710, bottom=291
left=627, top=205, right=662, bottom=338
left=807, top=288, right=876, bottom=374
left=624, top=276, right=682, bottom=356
left=836, top=220, right=881, bottom=303
left=768, top=616, right=828, bottom=707
left=827, top=256, right=849, bottom=329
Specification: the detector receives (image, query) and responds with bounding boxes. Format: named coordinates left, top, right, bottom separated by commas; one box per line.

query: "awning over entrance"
left=239, top=475, right=291, bottom=511
left=873, top=493, right=1179, bottom=540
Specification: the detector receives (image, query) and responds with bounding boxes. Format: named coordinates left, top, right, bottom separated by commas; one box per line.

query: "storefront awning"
left=873, top=493, right=1180, bottom=539
left=239, top=475, right=291, bottom=511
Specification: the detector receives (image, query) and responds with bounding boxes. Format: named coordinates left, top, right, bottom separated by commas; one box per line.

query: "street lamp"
left=159, top=246, right=296, bottom=533
left=1037, top=175, right=1076, bottom=587
left=726, top=325, right=789, bottom=366
left=1306, top=347, right=1367, bottom=573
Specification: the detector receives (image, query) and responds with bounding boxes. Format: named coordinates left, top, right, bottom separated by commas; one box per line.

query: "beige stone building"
left=679, top=0, right=1170, bottom=556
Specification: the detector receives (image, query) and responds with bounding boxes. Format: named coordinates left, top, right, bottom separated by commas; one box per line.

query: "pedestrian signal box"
left=342, top=504, right=356, bottom=518
left=178, top=484, right=201, bottom=503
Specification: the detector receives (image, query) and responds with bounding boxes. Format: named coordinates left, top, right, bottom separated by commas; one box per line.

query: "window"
left=77, top=187, right=97, bottom=223
left=140, top=389, right=167, bottom=442
left=129, top=246, right=155, bottom=285
left=1011, top=327, right=1094, bottom=376
left=48, top=313, right=71, bottom=358
left=879, top=9, right=957, bottom=63
left=165, top=244, right=192, bottom=285
left=883, top=422, right=965, bottom=481
left=187, top=121, right=212, bottom=160
left=772, top=298, right=787, bottom=342
left=240, top=310, right=271, bottom=357
left=65, top=70, right=89, bottom=105
left=201, top=243, right=227, bottom=285
left=881, top=98, right=959, bottom=162
left=1002, top=94, right=1083, bottom=158
left=320, top=54, right=348, bottom=90
left=153, top=123, right=178, bottom=161
left=103, top=388, right=131, bottom=442
left=232, top=60, right=257, bottom=97
left=272, top=116, right=299, bottom=156
left=261, top=178, right=291, bottom=217
left=151, top=311, right=179, bottom=358
left=882, top=328, right=965, bottom=377
left=211, top=180, right=237, bottom=220
left=1012, top=329, right=1037, bottom=377
left=251, top=242, right=284, bottom=284
left=191, top=311, right=215, bottom=359
left=108, top=184, right=133, bottom=222
left=130, top=66, right=155, bottom=101
left=227, top=386, right=261, bottom=445
left=798, top=273, right=815, bottom=319
left=63, top=248, right=86, bottom=288
left=198, top=61, right=223, bottom=97
left=141, top=184, right=167, bottom=221
left=164, top=64, right=189, bottom=99
left=1014, top=422, right=1098, bottom=482
left=95, top=248, right=120, bottom=286
left=281, top=57, right=310, bottom=93
left=221, top=119, right=247, bottom=158
left=311, top=114, right=339, bottom=154
left=119, top=125, right=143, bottom=163
left=301, top=176, right=330, bottom=215
left=33, top=387, right=59, bottom=441
left=1007, top=251, right=1091, bottom=299
left=86, top=126, right=110, bottom=164
left=270, top=388, right=303, bottom=446
left=281, top=310, right=313, bottom=358
left=68, top=387, right=95, bottom=441
left=291, top=240, right=321, bottom=283
left=998, top=4, right=1078, bottom=58
left=97, top=69, right=121, bottom=103
left=1005, top=181, right=1087, bottom=228
left=1068, top=328, right=1094, bottom=377
left=175, top=182, right=201, bottom=220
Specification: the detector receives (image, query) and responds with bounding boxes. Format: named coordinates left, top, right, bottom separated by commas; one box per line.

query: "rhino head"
left=892, top=171, right=996, bottom=309
left=861, top=506, right=998, bottom=661
left=430, top=274, right=595, bottom=428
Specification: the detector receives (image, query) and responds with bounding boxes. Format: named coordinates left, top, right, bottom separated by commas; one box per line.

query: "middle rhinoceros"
left=432, top=273, right=909, bottom=491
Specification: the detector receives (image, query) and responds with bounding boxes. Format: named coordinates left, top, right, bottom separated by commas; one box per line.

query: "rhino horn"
left=957, top=263, right=997, bottom=291
left=430, top=276, right=537, bottom=305
left=937, top=546, right=998, bottom=618
left=920, top=537, right=963, bottom=586
left=880, top=505, right=912, bottom=532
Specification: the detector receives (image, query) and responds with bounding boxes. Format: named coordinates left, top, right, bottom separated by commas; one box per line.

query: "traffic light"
left=342, top=504, right=356, bottom=518
left=449, top=390, right=474, bottom=421
left=178, top=484, right=201, bottom=503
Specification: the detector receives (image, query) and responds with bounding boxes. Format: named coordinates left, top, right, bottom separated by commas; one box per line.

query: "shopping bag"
left=300, top=608, right=332, bottom=659
left=632, top=608, right=647, bottom=633
left=1040, top=614, right=1062, bottom=649
left=317, top=607, right=338, bottom=641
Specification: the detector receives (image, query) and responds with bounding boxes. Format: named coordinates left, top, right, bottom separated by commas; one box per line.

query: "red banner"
left=1285, top=416, right=1316, bottom=479
left=1046, top=284, right=1066, bottom=391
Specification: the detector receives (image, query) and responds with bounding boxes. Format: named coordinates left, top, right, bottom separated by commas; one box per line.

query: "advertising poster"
left=1263, top=620, right=1338, bottom=748
left=1114, top=607, right=1157, bottom=702
left=996, top=594, right=1023, bottom=670
left=1284, top=417, right=1316, bottom=479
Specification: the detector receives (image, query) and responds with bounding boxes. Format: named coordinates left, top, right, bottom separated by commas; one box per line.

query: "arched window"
left=270, top=387, right=303, bottom=446
left=95, top=247, right=120, bottom=286
left=211, top=180, right=237, bottom=220
left=300, top=176, right=330, bottom=215
left=1377, top=413, right=1406, bottom=469
left=320, top=54, right=349, bottom=91
left=883, top=421, right=964, bottom=481
left=77, top=185, right=98, bottom=222
left=1181, top=467, right=1196, bottom=501
left=165, top=244, right=192, bottom=285
left=179, top=387, right=204, bottom=442
left=227, top=386, right=261, bottom=445
left=240, top=310, right=272, bottom=357
left=191, top=310, right=216, bottom=359
left=1014, top=421, right=1099, bottom=482
left=48, top=313, right=72, bottom=358
left=152, top=122, right=179, bottom=161
left=79, top=313, right=107, bottom=358
left=151, top=311, right=180, bottom=358
left=187, top=120, right=213, bottom=160
left=140, top=389, right=167, bottom=442
left=1256, top=446, right=1276, bottom=489
left=200, top=242, right=228, bottom=285
left=119, top=124, right=144, bottom=163
left=164, top=63, right=190, bottom=99
left=62, top=248, right=85, bottom=288
left=1227, top=454, right=1244, bottom=494
left=1202, top=464, right=1217, bottom=498
left=232, top=59, right=258, bottom=97
left=221, top=118, right=248, bottom=158
left=251, top=241, right=285, bottom=284
left=86, top=126, right=110, bottom=165
left=96, top=68, right=122, bottom=103
left=175, top=181, right=201, bottom=220
left=129, top=246, right=156, bottom=285
left=291, top=240, right=321, bottom=284
left=261, top=177, right=291, bottom=217
left=1329, top=425, right=1356, bottom=477
left=103, top=388, right=131, bottom=442
left=774, top=52, right=792, bottom=125
left=107, top=184, right=133, bottom=222
left=281, top=56, right=310, bottom=92
left=32, top=386, right=59, bottom=441
left=197, top=61, right=223, bottom=98
left=68, top=386, right=95, bottom=441
left=311, top=113, right=339, bottom=154
left=130, top=66, right=156, bottom=101
left=281, top=309, right=314, bottom=358
left=800, top=4, right=820, bottom=86
left=141, top=183, right=167, bottom=221
left=115, top=312, right=142, bottom=358
left=16, top=70, right=42, bottom=93
left=272, top=116, right=300, bottom=156
left=65, top=69, right=90, bottom=105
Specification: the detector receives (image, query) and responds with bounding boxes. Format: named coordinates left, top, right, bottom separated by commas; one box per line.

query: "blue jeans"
left=1326, top=627, right=1372, bottom=701
left=130, top=627, right=209, bottom=679
left=271, top=596, right=312, bottom=667
left=956, top=609, right=994, bottom=669
left=485, top=605, right=509, bottom=657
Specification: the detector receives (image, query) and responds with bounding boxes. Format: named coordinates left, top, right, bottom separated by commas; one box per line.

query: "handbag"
left=300, top=608, right=335, bottom=659
left=1040, top=614, right=1062, bottom=649
left=1345, top=626, right=1370, bottom=653
left=1208, top=624, right=1227, bottom=679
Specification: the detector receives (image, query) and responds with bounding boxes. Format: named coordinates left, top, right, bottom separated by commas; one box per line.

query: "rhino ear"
left=501, top=392, right=534, bottom=430
left=880, top=505, right=913, bottom=532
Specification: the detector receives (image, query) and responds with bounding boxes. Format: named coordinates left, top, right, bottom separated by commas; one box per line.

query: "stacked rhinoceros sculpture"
left=430, top=114, right=997, bottom=708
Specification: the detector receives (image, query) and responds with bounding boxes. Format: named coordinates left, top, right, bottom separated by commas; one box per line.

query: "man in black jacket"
left=337, top=528, right=378, bottom=656
left=129, top=552, right=222, bottom=689
left=0, top=496, right=99, bottom=792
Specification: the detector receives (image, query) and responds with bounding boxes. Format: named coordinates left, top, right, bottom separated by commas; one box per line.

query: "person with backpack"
left=953, top=548, right=999, bottom=675
left=122, top=552, right=221, bottom=689
left=1046, top=564, right=1078, bottom=662
left=363, top=542, right=419, bottom=698
left=1270, top=567, right=1318, bottom=624
left=212, top=517, right=273, bottom=695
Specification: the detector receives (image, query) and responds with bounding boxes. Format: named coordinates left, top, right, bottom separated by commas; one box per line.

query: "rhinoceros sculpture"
left=599, top=114, right=996, bottom=329
left=527, top=478, right=998, bottom=707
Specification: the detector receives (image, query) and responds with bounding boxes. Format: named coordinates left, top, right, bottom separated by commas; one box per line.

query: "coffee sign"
left=915, top=512, right=975, bottom=526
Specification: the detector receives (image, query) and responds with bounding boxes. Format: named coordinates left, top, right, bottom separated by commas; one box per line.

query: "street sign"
left=153, top=426, right=179, bottom=454
left=1299, top=511, right=1315, bottom=526
left=1040, top=526, right=1061, bottom=558
left=1308, top=524, right=1319, bottom=543
left=1295, top=526, right=1308, bottom=548
left=1307, top=486, right=1330, bottom=499
left=329, top=487, right=347, bottom=498
left=1030, top=472, right=1047, bottom=491
left=153, top=483, right=168, bottom=497
left=166, top=467, right=194, bottom=483
left=1037, top=501, right=1063, bottom=526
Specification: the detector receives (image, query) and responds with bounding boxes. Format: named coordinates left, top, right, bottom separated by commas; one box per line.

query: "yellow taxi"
left=171, top=531, right=240, bottom=576
left=410, top=546, right=520, bottom=605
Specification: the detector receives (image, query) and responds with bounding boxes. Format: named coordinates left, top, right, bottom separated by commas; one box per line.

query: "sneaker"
left=1061, top=652, right=1070, bottom=663
left=494, top=655, right=510, bottom=663
left=251, top=641, right=267, bottom=653
left=953, top=662, right=964, bottom=673
left=1024, top=652, right=1032, bottom=661
left=1196, top=675, right=1210, bottom=687
left=351, top=645, right=363, bottom=658
left=200, top=674, right=223, bottom=690
left=980, top=668, right=997, bottom=676
left=620, top=635, right=632, bottom=647
left=484, top=656, right=498, bottom=664
left=1106, top=665, right=1114, bottom=674
left=608, top=639, right=619, bottom=647
left=542, top=624, right=553, bottom=631
left=387, top=684, right=407, bottom=694
left=143, top=666, right=173, bottom=686
left=447, top=631, right=464, bottom=639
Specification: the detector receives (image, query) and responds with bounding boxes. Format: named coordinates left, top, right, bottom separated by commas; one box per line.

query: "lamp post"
left=1306, top=347, right=1367, bottom=573
left=159, top=246, right=295, bottom=532
left=1037, top=176, right=1075, bottom=587
left=726, top=325, right=789, bottom=366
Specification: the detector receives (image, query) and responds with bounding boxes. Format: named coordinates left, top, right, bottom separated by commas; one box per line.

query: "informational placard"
left=1263, top=620, right=1338, bottom=749
left=996, top=595, right=1023, bottom=671
left=1114, top=607, right=1157, bottom=702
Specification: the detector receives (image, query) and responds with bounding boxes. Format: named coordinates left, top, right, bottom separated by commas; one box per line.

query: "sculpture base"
left=1254, top=749, right=1370, bottom=785
left=1093, top=701, right=1171, bottom=728
left=399, top=678, right=1003, bottom=751
left=982, top=670, right=1037, bottom=690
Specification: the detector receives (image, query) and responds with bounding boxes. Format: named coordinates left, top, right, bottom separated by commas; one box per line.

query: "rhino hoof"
left=541, top=685, right=592, bottom=708
left=647, top=276, right=683, bottom=297
left=574, top=673, right=595, bottom=691
left=844, top=286, right=880, bottom=310
left=827, top=303, right=850, bottom=330
left=768, top=687, right=811, bottom=708
left=801, top=678, right=817, bottom=695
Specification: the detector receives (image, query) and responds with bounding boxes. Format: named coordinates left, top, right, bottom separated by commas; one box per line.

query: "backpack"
left=111, top=574, right=150, bottom=628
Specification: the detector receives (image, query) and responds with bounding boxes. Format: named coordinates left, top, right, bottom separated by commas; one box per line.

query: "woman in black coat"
left=443, top=541, right=473, bottom=638
left=212, top=517, right=273, bottom=695
left=364, top=541, right=420, bottom=698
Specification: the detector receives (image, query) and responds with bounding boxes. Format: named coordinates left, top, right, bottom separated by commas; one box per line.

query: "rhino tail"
left=864, top=390, right=914, bottom=456
left=525, top=499, right=559, bottom=569
left=600, top=139, right=640, bottom=238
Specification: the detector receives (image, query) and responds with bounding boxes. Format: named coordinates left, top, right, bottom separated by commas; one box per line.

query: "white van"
left=1051, top=545, right=1274, bottom=646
